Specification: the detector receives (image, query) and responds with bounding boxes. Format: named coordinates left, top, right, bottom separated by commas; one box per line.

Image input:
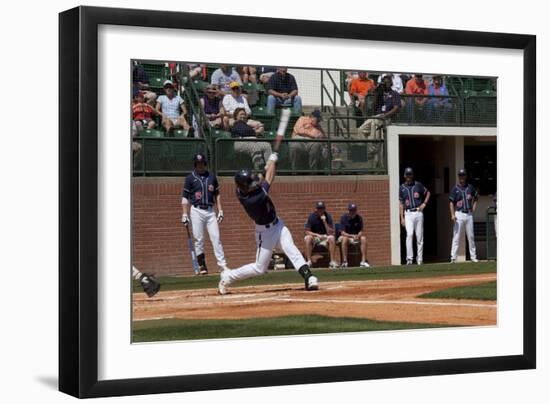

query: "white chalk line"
left=269, top=297, right=496, bottom=309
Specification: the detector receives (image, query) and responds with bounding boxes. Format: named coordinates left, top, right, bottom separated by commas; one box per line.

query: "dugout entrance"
left=387, top=126, right=497, bottom=265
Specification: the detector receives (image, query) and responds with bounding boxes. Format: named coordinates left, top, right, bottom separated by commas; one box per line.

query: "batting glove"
left=181, top=214, right=189, bottom=225
left=217, top=210, right=224, bottom=223
left=268, top=152, right=279, bottom=162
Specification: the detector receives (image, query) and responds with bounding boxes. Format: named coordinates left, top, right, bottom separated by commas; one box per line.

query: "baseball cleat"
left=199, top=268, right=208, bottom=275
left=406, top=259, right=413, bottom=265
left=450, top=258, right=456, bottom=264
left=218, top=271, right=230, bottom=295
left=471, top=258, right=479, bottom=263
left=306, top=275, right=319, bottom=291
left=417, top=260, right=423, bottom=266
left=360, top=261, right=370, bottom=268
left=340, top=261, right=348, bottom=269
left=140, top=273, right=161, bottom=298
left=329, top=261, right=338, bottom=269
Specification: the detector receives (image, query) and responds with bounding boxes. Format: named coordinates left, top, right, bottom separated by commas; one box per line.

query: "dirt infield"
left=133, top=272, right=496, bottom=327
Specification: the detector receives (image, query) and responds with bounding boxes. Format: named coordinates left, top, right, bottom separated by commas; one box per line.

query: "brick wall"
left=133, top=175, right=391, bottom=276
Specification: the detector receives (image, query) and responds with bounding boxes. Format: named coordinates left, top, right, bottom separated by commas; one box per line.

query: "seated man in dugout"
left=338, top=203, right=370, bottom=268
left=304, top=201, right=339, bottom=269
left=230, top=107, right=272, bottom=171
left=289, top=109, right=326, bottom=171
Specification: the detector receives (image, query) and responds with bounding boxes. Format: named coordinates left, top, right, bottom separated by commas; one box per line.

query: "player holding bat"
left=218, top=109, right=319, bottom=294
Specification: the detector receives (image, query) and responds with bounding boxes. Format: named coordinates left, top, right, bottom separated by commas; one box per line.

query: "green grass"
left=418, top=280, right=496, bottom=301
left=132, top=315, right=446, bottom=342
left=134, top=262, right=496, bottom=293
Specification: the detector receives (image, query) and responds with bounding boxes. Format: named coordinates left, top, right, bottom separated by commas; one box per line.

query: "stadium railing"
left=133, top=137, right=208, bottom=176
left=213, top=138, right=387, bottom=176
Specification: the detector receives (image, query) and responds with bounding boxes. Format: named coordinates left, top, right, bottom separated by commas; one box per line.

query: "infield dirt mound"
left=133, top=273, right=496, bottom=326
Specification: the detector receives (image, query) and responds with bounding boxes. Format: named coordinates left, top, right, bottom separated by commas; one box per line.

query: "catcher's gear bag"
left=140, top=273, right=161, bottom=297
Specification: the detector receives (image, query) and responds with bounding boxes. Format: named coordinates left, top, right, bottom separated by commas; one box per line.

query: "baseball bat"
left=273, top=108, right=290, bottom=153
left=184, top=224, right=200, bottom=275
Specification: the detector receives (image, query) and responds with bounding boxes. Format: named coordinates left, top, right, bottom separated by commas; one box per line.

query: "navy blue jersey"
left=305, top=212, right=333, bottom=235
left=449, top=183, right=478, bottom=212
left=340, top=214, right=363, bottom=235
left=237, top=181, right=277, bottom=225
left=399, top=181, right=428, bottom=210
left=182, top=170, right=219, bottom=207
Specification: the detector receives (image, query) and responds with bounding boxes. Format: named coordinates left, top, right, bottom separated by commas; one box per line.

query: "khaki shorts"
left=307, top=235, right=333, bottom=247
left=337, top=235, right=360, bottom=245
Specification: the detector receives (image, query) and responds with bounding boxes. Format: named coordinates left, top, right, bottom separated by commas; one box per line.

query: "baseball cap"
left=311, top=109, right=322, bottom=122
left=348, top=203, right=358, bottom=211
left=163, top=80, right=174, bottom=88
left=229, top=81, right=241, bottom=89
left=458, top=168, right=467, bottom=176
left=315, top=201, right=326, bottom=209
left=404, top=167, right=414, bottom=176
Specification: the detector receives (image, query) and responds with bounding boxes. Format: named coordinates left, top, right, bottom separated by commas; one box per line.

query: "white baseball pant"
left=225, top=218, right=306, bottom=283
left=450, top=211, right=477, bottom=260
left=404, top=210, right=424, bottom=262
left=190, top=206, right=227, bottom=267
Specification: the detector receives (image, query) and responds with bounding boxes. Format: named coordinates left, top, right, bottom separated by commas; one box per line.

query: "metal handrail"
left=213, top=137, right=387, bottom=176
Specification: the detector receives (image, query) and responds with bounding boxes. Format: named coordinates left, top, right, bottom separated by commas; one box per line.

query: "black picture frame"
left=59, top=6, right=536, bottom=398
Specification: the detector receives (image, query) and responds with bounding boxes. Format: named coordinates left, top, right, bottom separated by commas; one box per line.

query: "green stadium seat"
left=211, top=129, right=232, bottom=139
left=192, top=80, right=210, bottom=93
left=460, top=89, right=478, bottom=98
left=252, top=106, right=273, bottom=116
left=173, top=129, right=189, bottom=138
left=142, top=129, right=164, bottom=138
left=479, top=89, right=497, bottom=97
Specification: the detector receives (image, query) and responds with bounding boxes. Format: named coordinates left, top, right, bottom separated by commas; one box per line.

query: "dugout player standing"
left=399, top=167, right=430, bottom=265
left=181, top=153, right=229, bottom=274
left=449, top=169, right=479, bottom=263
left=217, top=153, right=319, bottom=294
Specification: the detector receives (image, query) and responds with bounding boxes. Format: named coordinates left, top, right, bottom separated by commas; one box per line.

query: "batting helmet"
left=193, top=153, right=207, bottom=166
left=234, top=168, right=257, bottom=193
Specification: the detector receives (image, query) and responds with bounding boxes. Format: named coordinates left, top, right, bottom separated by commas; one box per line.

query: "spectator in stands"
left=377, top=73, right=404, bottom=94
left=222, top=82, right=264, bottom=134
left=405, top=73, right=429, bottom=120
left=304, top=201, right=338, bottom=269
left=358, top=75, right=401, bottom=138
left=426, top=75, right=452, bottom=121
left=132, top=63, right=157, bottom=105
left=155, top=80, right=190, bottom=135
left=348, top=71, right=375, bottom=114
left=187, top=63, right=205, bottom=80
left=289, top=109, right=326, bottom=170
left=266, top=67, right=302, bottom=115
left=257, top=66, right=277, bottom=83
left=339, top=203, right=369, bottom=268
left=230, top=108, right=272, bottom=170
left=200, top=85, right=227, bottom=129
left=236, top=66, right=258, bottom=83
left=132, top=92, right=162, bottom=131
left=211, top=65, right=242, bottom=94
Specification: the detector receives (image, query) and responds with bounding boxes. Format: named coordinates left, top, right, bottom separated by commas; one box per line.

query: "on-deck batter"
left=181, top=153, right=229, bottom=274
left=218, top=153, right=319, bottom=294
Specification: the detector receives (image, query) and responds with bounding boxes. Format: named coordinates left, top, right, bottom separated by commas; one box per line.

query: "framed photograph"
left=59, top=6, right=536, bottom=398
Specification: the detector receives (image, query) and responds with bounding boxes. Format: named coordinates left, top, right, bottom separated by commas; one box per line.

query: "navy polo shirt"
left=182, top=170, right=219, bottom=207
left=340, top=214, right=364, bottom=235
left=305, top=212, right=333, bottom=235
left=376, top=89, right=401, bottom=115
left=237, top=181, right=277, bottom=225
left=399, top=181, right=429, bottom=210
left=231, top=120, right=256, bottom=138
left=449, top=183, right=478, bottom=212
left=267, top=72, right=298, bottom=95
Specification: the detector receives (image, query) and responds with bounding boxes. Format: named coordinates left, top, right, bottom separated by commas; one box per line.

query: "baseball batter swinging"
left=181, top=153, right=229, bottom=274
left=218, top=110, right=319, bottom=294
left=399, top=167, right=430, bottom=265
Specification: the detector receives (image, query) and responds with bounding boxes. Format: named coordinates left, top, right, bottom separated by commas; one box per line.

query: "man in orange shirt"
left=348, top=71, right=375, bottom=114
left=404, top=74, right=428, bottom=120
left=289, top=109, right=326, bottom=171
